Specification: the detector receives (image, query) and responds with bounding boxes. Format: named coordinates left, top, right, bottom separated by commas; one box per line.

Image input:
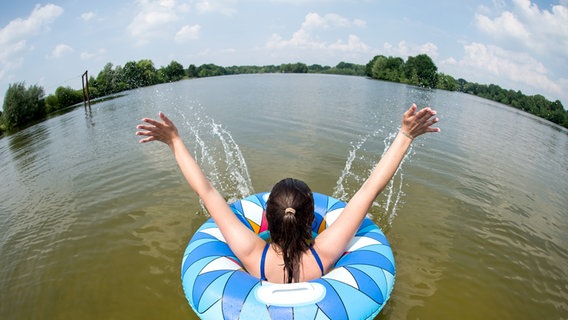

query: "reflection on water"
left=0, top=74, right=567, bottom=319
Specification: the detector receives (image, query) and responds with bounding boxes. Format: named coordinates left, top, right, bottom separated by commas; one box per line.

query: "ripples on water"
left=1, top=74, right=567, bottom=319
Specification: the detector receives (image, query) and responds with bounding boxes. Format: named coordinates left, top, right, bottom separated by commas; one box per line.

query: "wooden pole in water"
left=82, top=70, right=91, bottom=108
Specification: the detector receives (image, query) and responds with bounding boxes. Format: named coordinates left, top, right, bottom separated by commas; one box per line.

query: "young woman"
left=136, top=103, right=440, bottom=284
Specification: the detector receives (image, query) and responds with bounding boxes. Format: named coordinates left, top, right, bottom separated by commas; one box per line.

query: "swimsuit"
left=260, top=243, right=324, bottom=281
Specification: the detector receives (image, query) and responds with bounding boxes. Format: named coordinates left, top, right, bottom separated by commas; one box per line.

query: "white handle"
left=255, top=282, right=326, bottom=307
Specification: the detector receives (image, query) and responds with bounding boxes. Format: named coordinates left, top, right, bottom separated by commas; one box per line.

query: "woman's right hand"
left=401, top=103, right=440, bottom=139
left=136, top=112, right=180, bottom=147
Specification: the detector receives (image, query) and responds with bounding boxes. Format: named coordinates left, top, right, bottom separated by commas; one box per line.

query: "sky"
left=1, top=0, right=567, bottom=109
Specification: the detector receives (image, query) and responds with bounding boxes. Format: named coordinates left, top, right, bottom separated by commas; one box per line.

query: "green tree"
left=280, top=63, right=308, bottom=73
left=45, top=94, right=58, bottom=113
left=161, top=60, right=186, bottom=82
left=436, top=73, right=458, bottom=91
left=95, top=63, right=120, bottom=96
left=370, top=56, right=406, bottom=82
left=122, top=61, right=143, bottom=89
left=2, top=82, right=45, bottom=130
left=405, top=54, right=438, bottom=88
left=187, top=64, right=198, bottom=78
left=55, top=86, right=83, bottom=109
left=137, top=59, right=158, bottom=87
left=197, top=64, right=226, bottom=77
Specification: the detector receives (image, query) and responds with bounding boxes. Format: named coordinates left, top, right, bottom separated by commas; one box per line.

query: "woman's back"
left=259, top=244, right=326, bottom=283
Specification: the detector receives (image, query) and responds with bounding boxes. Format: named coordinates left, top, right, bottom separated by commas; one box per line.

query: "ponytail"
left=266, top=178, right=314, bottom=283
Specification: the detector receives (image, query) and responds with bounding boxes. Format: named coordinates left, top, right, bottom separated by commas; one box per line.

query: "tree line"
left=1, top=55, right=567, bottom=134
left=365, top=54, right=567, bottom=127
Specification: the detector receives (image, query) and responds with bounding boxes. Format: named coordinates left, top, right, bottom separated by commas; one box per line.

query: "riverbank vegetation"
left=2, top=55, right=566, bottom=134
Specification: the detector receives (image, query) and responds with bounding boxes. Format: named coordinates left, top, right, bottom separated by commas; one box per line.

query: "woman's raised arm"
left=136, top=113, right=265, bottom=271
left=315, top=104, right=440, bottom=264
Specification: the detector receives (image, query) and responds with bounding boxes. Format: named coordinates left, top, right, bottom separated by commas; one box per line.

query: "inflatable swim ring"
left=181, top=192, right=395, bottom=319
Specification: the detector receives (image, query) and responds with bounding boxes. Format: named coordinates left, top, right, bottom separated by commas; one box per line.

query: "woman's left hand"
left=136, top=112, right=180, bottom=146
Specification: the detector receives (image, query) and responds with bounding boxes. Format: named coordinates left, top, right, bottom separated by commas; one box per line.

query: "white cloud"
left=455, top=42, right=562, bottom=98
left=0, top=4, right=64, bottom=80
left=0, top=41, right=25, bottom=80
left=302, top=12, right=350, bottom=29
left=475, top=11, right=530, bottom=41
left=50, top=44, right=74, bottom=58
left=475, top=0, right=568, bottom=56
left=266, top=12, right=368, bottom=54
left=81, top=12, right=96, bottom=22
left=382, top=41, right=439, bottom=58
left=353, top=19, right=366, bottom=28
left=469, top=0, right=568, bottom=103
left=127, top=1, right=181, bottom=46
left=301, top=12, right=366, bottom=30
left=175, top=24, right=201, bottom=42
left=0, top=4, right=64, bottom=45
left=329, top=35, right=368, bottom=52
left=195, top=0, right=237, bottom=16
left=80, top=48, right=107, bottom=61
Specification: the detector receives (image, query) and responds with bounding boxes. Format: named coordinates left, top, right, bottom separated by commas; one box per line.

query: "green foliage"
left=45, top=94, right=58, bottom=113
left=280, top=63, right=308, bottom=73
left=137, top=59, right=159, bottom=87
left=436, top=73, right=458, bottom=91
left=366, top=54, right=567, bottom=128
left=323, top=62, right=366, bottom=76
left=55, top=86, right=83, bottom=109
left=0, top=110, right=4, bottom=134
left=456, top=81, right=567, bottom=125
left=2, top=82, right=45, bottom=130
left=405, top=54, right=438, bottom=88
left=197, top=64, right=227, bottom=77
left=160, top=61, right=186, bottom=82
left=3, top=55, right=566, bottom=131
left=187, top=64, right=198, bottom=78
left=368, top=54, right=438, bottom=87
left=369, top=55, right=406, bottom=82
left=96, top=63, right=120, bottom=96
left=45, top=87, right=84, bottom=113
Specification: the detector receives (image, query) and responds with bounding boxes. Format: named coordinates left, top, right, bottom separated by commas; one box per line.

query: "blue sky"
left=1, top=0, right=567, bottom=108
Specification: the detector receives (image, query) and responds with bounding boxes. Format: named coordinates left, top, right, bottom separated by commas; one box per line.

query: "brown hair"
left=266, top=178, right=314, bottom=283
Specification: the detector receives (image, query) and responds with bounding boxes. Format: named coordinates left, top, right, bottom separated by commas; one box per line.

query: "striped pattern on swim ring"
left=181, top=192, right=396, bottom=319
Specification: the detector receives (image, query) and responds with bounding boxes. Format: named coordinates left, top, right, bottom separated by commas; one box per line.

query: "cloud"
left=127, top=0, right=181, bottom=45
left=475, top=0, right=568, bottom=56
left=0, top=4, right=64, bottom=45
left=329, top=35, right=368, bottom=52
left=80, top=48, right=107, bottom=61
left=81, top=12, right=96, bottom=22
left=382, top=41, right=439, bottom=58
left=454, top=42, right=562, bottom=98
left=0, top=4, right=64, bottom=80
left=195, top=0, right=237, bottom=16
left=175, top=24, right=201, bottom=42
left=50, top=44, right=74, bottom=58
left=266, top=12, right=368, bottom=53
left=469, top=1, right=568, bottom=103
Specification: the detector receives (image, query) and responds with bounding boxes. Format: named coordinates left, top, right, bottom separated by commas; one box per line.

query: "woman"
left=136, top=103, right=439, bottom=284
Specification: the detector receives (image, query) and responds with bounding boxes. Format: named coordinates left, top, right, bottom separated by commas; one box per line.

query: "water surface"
left=1, top=74, right=567, bottom=319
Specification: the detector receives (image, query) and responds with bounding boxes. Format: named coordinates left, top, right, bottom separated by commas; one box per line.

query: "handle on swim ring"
left=254, top=282, right=326, bottom=307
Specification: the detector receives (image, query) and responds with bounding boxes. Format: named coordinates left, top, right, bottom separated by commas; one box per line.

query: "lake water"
left=1, top=74, right=567, bottom=319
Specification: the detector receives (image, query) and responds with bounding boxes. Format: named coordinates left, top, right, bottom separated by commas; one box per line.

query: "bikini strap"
left=310, top=246, right=325, bottom=276
left=260, top=243, right=270, bottom=281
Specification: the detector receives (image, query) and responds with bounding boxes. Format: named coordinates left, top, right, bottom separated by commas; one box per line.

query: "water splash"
left=332, top=129, right=414, bottom=226
left=171, top=102, right=411, bottom=224
left=175, top=103, right=254, bottom=210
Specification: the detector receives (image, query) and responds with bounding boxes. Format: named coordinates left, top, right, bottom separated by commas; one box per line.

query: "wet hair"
left=266, top=178, right=314, bottom=283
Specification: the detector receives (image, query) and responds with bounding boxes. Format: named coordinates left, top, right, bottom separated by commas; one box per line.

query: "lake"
left=1, top=74, right=567, bottom=319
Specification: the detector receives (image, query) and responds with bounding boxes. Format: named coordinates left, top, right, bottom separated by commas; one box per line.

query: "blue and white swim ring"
left=181, top=192, right=396, bottom=319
